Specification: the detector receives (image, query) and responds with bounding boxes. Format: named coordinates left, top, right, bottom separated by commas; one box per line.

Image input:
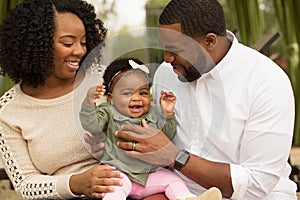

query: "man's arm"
left=115, top=121, right=233, bottom=198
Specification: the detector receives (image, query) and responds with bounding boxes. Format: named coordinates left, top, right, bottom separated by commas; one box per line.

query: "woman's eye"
left=63, top=43, right=73, bottom=47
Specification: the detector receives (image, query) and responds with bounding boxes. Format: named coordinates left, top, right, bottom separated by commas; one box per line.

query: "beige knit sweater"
left=0, top=69, right=102, bottom=199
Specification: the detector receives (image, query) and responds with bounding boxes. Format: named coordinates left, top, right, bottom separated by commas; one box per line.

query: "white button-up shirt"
left=152, top=31, right=297, bottom=199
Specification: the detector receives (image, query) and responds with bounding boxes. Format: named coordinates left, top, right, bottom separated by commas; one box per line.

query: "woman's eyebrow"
left=58, top=34, right=86, bottom=39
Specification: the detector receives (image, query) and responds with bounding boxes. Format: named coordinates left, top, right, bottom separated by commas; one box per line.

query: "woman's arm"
left=0, top=121, right=122, bottom=199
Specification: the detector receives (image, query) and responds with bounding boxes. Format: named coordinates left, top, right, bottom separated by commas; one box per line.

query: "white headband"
left=129, top=59, right=149, bottom=74
left=107, top=59, right=149, bottom=90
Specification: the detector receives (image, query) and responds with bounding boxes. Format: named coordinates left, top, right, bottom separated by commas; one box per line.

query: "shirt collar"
left=200, top=30, right=238, bottom=81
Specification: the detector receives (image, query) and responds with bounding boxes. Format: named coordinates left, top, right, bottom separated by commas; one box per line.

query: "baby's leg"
left=129, top=168, right=193, bottom=200
left=103, top=171, right=131, bottom=200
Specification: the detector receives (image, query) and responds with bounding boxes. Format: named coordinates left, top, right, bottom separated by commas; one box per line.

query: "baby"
left=79, top=57, right=203, bottom=200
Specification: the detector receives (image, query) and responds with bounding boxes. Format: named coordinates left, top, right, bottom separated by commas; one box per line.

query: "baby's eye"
left=81, top=41, right=87, bottom=46
left=122, top=92, right=132, bottom=96
left=140, top=91, right=149, bottom=96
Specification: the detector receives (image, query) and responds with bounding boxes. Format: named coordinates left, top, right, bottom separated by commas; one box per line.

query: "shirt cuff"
left=230, top=164, right=248, bottom=200
left=165, top=114, right=176, bottom=120
left=81, top=104, right=96, bottom=112
left=56, top=174, right=83, bottom=199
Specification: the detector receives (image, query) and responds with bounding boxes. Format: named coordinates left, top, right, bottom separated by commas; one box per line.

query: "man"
left=115, top=0, right=297, bottom=199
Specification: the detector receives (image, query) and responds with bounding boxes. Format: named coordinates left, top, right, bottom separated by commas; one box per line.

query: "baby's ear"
left=107, top=93, right=113, bottom=104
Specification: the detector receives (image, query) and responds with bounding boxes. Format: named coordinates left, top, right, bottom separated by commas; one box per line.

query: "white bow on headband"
left=129, top=59, right=149, bottom=74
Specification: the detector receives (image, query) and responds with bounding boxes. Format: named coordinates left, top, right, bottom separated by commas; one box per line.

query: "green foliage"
left=93, top=0, right=116, bottom=22
left=290, top=0, right=300, bottom=145
left=0, top=0, right=23, bottom=96
left=145, top=1, right=168, bottom=66
left=147, top=0, right=169, bottom=3
left=271, top=0, right=300, bottom=145
left=225, top=0, right=264, bottom=45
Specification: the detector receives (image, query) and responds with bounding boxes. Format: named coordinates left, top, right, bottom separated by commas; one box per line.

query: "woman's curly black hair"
left=0, top=0, right=107, bottom=88
left=159, top=0, right=226, bottom=38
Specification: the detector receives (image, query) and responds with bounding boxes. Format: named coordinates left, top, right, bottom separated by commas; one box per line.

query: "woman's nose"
left=73, top=42, right=86, bottom=56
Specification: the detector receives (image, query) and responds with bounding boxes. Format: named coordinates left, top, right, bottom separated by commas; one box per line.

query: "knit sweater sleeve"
left=0, top=121, right=78, bottom=199
left=0, top=86, right=95, bottom=199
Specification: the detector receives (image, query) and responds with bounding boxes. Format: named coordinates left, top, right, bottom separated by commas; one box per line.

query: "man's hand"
left=115, top=119, right=180, bottom=166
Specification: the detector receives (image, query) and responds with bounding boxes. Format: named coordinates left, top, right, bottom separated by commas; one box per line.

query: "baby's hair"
left=103, top=57, right=150, bottom=95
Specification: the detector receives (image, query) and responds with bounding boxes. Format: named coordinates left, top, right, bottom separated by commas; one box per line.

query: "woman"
left=0, top=0, right=122, bottom=199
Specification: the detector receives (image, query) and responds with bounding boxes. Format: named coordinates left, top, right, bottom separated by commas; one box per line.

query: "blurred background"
left=0, top=0, right=299, bottom=145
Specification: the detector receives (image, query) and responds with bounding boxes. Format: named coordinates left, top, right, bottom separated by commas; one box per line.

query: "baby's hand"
left=84, top=85, right=106, bottom=107
left=160, top=91, right=176, bottom=116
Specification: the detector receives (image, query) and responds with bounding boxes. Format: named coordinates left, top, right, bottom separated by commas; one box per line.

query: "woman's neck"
left=21, top=78, right=76, bottom=99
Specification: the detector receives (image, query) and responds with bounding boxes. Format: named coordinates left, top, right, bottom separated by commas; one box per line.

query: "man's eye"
left=166, top=49, right=181, bottom=55
left=172, top=50, right=182, bottom=55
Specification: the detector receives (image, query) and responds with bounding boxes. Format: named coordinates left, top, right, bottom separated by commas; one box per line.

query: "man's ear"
left=107, top=93, right=114, bottom=105
left=204, top=33, right=217, bottom=50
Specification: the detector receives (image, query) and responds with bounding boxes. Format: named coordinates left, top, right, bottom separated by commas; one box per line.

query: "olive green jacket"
left=80, top=102, right=177, bottom=186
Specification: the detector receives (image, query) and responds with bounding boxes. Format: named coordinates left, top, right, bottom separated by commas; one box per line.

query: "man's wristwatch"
left=174, top=149, right=190, bottom=171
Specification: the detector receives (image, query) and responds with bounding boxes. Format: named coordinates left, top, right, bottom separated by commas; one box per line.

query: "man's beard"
left=177, top=54, right=214, bottom=82
left=177, top=66, right=202, bottom=82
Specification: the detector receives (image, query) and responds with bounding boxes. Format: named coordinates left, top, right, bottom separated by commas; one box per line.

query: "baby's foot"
left=186, top=187, right=222, bottom=200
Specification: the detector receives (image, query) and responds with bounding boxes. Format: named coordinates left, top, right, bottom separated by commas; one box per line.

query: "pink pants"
left=103, top=168, right=190, bottom=200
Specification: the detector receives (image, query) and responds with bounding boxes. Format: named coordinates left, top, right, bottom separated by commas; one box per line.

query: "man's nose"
left=164, top=51, right=175, bottom=63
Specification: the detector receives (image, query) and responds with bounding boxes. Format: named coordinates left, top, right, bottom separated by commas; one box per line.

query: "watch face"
left=174, top=150, right=190, bottom=170
left=177, top=151, right=185, bottom=163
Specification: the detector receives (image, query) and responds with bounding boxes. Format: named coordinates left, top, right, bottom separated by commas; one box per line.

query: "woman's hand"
left=70, top=165, right=123, bottom=199
left=115, top=120, right=180, bottom=166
